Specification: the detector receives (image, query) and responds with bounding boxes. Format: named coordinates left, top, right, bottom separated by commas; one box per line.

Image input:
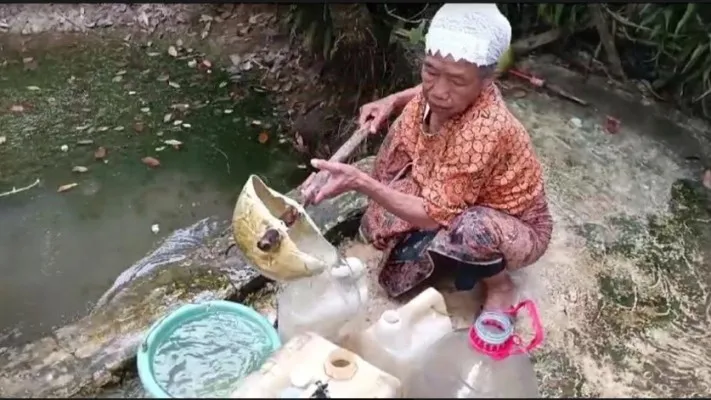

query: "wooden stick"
left=256, top=125, right=371, bottom=252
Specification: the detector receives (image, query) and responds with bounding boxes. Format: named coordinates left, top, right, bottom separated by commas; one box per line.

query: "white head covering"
left=425, top=3, right=511, bottom=67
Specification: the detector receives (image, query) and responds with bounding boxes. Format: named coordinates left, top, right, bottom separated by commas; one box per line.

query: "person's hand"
left=358, top=95, right=396, bottom=134
left=301, top=159, right=365, bottom=205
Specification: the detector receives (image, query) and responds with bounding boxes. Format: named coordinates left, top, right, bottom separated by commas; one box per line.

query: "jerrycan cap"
left=330, top=257, right=365, bottom=279
left=468, top=299, right=545, bottom=361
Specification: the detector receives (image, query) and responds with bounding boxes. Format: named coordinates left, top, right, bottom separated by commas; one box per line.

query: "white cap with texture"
left=425, top=3, right=512, bottom=67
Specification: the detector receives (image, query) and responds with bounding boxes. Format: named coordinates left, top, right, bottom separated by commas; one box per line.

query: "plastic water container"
left=344, top=287, right=453, bottom=393
left=230, top=332, right=402, bottom=398
left=137, top=300, right=281, bottom=398
left=408, top=300, right=544, bottom=398
left=277, top=256, right=368, bottom=343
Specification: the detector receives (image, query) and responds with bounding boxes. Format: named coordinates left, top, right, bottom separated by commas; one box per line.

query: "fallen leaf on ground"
left=511, top=88, right=528, bottom=98
left=604, top=116, right=621, bottom=134
left=257, top=131, right=269, bottom=144
left=77, top=139, right=94, bottom=145
left=142, top=156, right=161, bottom=168
left=57, top=183, right=78, bottom=193
left=156, top=74, right=169, bottom=82
left=72, top=166, right=89, bottom=173
left=98, top=126, right=109, bottom=132
left=163, top=113, right=173, bottom=123
left=251, top=119, right=262, bottom=126
left=114, top=126, right=125, bottom=131
left=168, top=81, right=181, bottom=89
left=155, top=146, right=166, bottom=152
left=26, top=86, right=41, bottom=91
left=94, top=146, right=107, bottom=160
left=168, top=46, right=178, bottom=57
left=0, top=136, right=6, bottom=145
left=116, top=69, right=127, bottom=76
left=140, top=107, right=150, bottom=113
left=703, top=169, right=711, bottom=190
left=112, top=75, right=123, bottom=83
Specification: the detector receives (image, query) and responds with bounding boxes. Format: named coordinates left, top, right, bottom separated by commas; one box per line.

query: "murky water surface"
left=0, top=33, right=307, bottom=347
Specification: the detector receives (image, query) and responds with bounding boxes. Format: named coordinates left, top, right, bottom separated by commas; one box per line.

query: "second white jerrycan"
left=277, top=256, right=368, bottom=344
left=231, top=332, right=402, bottom=398
left=408, top=299, right=544, bottom=398
left=345, top=287, right=454, bottom=393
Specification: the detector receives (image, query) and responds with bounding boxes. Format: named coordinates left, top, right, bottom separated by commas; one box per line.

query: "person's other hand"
left=358, top=96, right=396, bottom=134
left=303, top=159, right=364, bottom=205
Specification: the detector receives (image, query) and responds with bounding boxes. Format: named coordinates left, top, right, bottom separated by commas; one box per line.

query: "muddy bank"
left=0, top=157, right=373, bottom=398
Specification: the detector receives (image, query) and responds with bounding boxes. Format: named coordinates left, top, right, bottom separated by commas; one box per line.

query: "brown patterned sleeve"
left=371, top=99, right=418, bottom=184
left=422, top=110, right=504, bottom=226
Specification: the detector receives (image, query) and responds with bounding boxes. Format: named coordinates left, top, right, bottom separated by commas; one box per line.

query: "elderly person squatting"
left=301, top=4, right=553, bottom=311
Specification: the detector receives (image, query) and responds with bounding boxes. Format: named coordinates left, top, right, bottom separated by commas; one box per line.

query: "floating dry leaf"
left=57, top=183, right=78, bottom=193
left=116, top=69, right=127, bottom=76
left=112, top=75, right=123, bottom=83
left=218, top=81, right=228, bottom=88
left=703, top=169, right=711, bottom=190
left=72, top=166, right=89, bottom=173
left=114, top=126, right=125, bottom=131
left=163, top=139, right=183, bottom=148
left=182, top=123, right=192, bottom=128
left=26, top=86, right=41, bottom=91
left=168, top=81, right=181, bottom=89
left=140, top=107, right=150, bottom=113
left=156, top=74, right=169, bottom=82
left=257, top=131, right=269, bottom=144
left=155, top=146, right=166, bottom=152
left=98, top=126, right=109, bottom=132
left=251, top=120, right=262, bottom=126
left=94, top=146, right=107, bottom=160
left=75, top=125, right=89, bottom=131
left=163, top=113, right=173, bottom=123
left=168, top=46, right=178, bottom=57
left=297, top=164, right=307, bottom=169
left=141, top=156, right=161, bottom=168
left=224, top=109, right=233, bottom=114
left=173, top=120, right=183, bottom=126
left=128, top=90, right=137, bottom=95
left=77, top=139, right=94, bottom=145
left=0, top=136, right=6, bottom=145
left=147, top=52, right=160, bottom=57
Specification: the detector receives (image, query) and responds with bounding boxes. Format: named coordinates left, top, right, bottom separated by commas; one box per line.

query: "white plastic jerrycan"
left=231, top=332, right=402, bottom=398
left=345, top=287, right=453, bottom=393
left=408, top=300, right=544, bottom=398
left=277, top=257, right=368, bottom=344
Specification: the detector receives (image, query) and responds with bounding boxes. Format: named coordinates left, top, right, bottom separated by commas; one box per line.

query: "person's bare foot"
left=481, top=272, right=517, bottom=311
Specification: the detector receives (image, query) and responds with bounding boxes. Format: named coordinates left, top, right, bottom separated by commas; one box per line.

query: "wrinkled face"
left=421, top=52, right=490, bottom=119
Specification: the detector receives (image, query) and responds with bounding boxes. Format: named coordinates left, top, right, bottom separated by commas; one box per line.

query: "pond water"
left=0, top=33, right=308, bottom=347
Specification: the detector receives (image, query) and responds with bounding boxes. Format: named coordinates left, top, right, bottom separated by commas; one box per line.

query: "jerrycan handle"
left=507, top=299, right=544, bottom=355
left=395, top=287, right=448, bottom=325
